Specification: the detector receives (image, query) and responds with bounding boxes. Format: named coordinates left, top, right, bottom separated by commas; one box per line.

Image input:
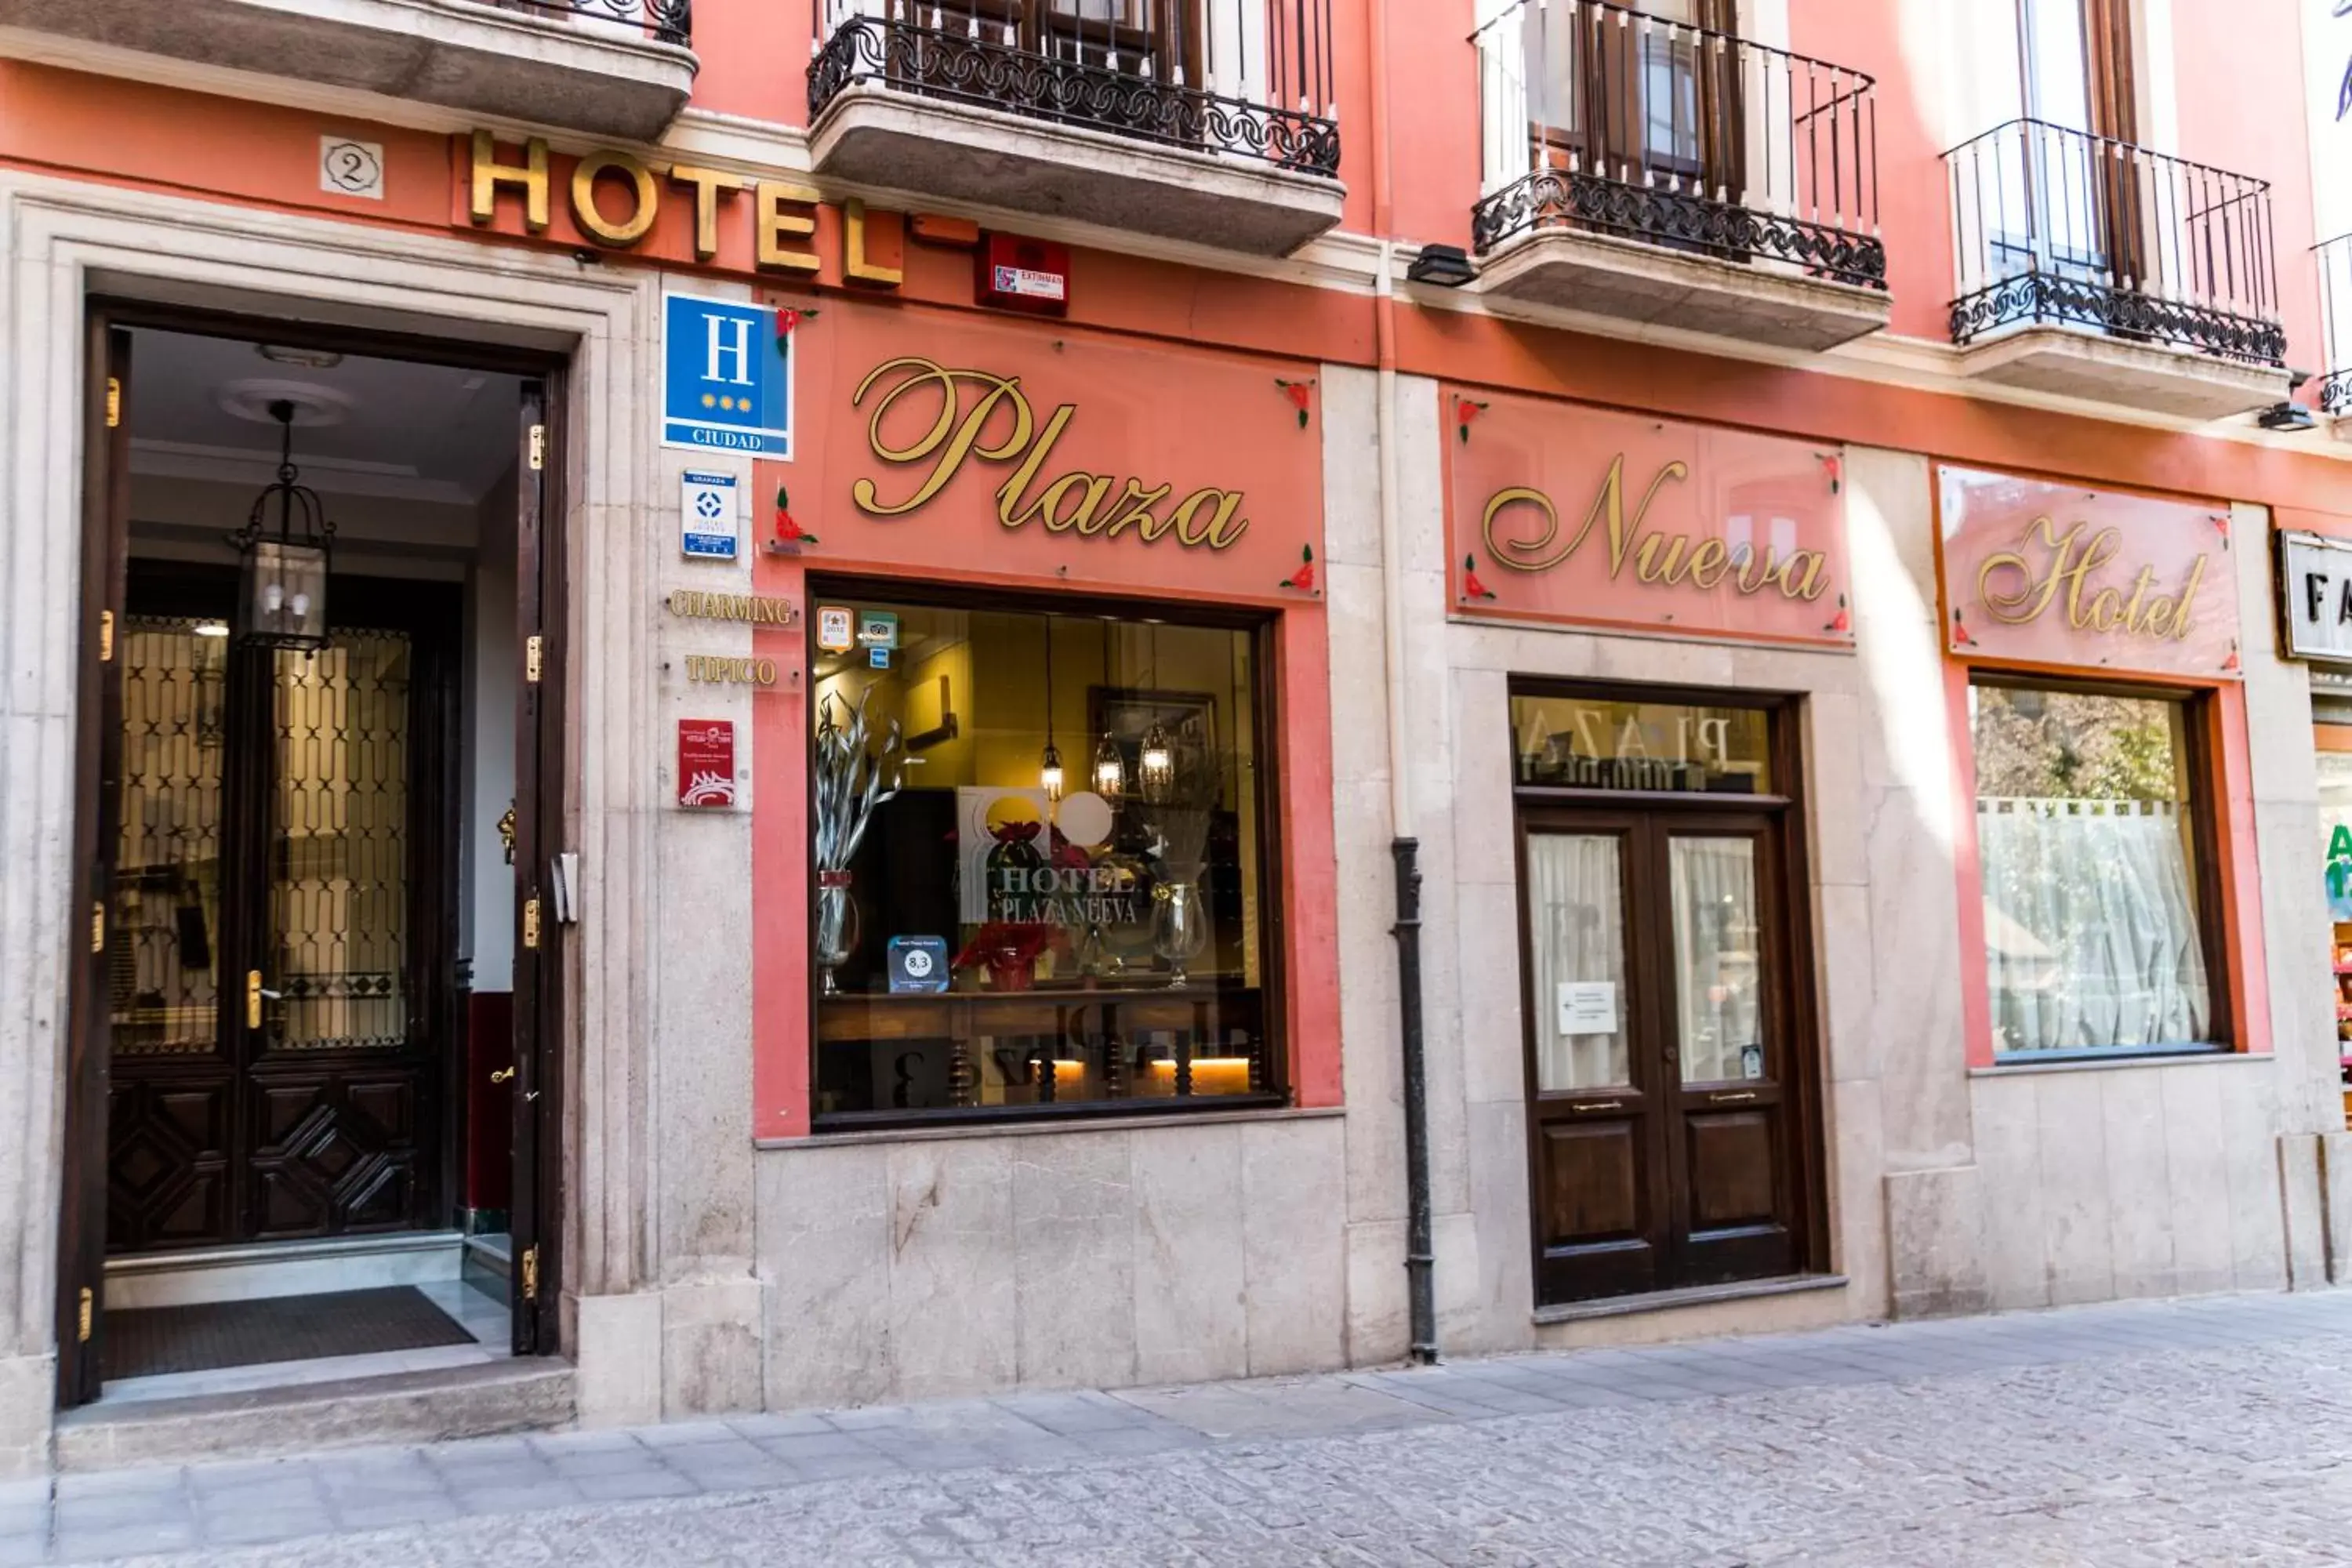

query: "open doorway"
left=56, top=312, right=566, bottom=1409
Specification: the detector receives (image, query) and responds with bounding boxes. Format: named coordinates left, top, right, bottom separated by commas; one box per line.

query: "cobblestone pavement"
left=11, top=1290, right=2352, bottom=1566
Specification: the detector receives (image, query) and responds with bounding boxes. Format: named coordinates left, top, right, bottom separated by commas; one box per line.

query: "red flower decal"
left=1952, top=609, right=1978, bottom=648
left=1462, top=554, right=1497, bottom=602
left=1824, top=594, right=1851, bottom=635
left=770, top=483, right=818, bottom=550
left=1276, top=379, right=1316, bottom=430
left=1280, top=545, right=1318, bottom=594
left=775, top=307, right=802, bottom=340
left=1456, top=397, right=1488, bottom=443
left=1817, top=453, right=1842, bottom=494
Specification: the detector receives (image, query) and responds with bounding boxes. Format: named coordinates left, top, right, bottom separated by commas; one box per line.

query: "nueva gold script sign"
left=1444, top=391, right=1852, bottom=647
left=1483, top=456, right=1832, bottom=601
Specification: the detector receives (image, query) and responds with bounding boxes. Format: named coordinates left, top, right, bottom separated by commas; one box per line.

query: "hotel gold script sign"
left=1444, top=391, right=1853, bottom=647
left=851, top=358, right=1251, bottom=551
left=1973, top=517, right=2209, bottom=641
left=1939, top=465, right=2240, bottom=677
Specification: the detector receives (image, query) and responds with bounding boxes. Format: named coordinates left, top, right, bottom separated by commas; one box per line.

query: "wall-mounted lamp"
left=1406, top=245, right=1477, bottom=288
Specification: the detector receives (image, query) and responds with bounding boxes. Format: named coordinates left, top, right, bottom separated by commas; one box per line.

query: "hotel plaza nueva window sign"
left=1936, top=466, right=2240, bottom=678
left=1442, top=388, right=1853, bottom=648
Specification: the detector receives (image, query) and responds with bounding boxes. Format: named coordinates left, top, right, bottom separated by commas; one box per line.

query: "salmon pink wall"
left=2174, top=1, right=2325, bottom=391
left=1788, top=0, right=1956, bottom=342
left=683, top=0, right=805, bottom=127
left=1385, top=0, right=1479, bottom=249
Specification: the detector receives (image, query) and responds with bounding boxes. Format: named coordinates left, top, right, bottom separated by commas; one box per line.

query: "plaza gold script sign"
left=851, top=358, right=1250, bottom=550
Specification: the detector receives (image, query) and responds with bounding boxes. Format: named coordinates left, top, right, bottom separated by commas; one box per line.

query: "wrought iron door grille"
left=111, top=617, right=227, bottom=1058
left=809, top=3, right=1341, bottom=177
left=1468, top=0, right=1884, bottom=289
left=495, top=0, right=691, bottom=46
left=267, top=630, right=412, bottom=1054
left=1946, top=119, right=2284, bottom=365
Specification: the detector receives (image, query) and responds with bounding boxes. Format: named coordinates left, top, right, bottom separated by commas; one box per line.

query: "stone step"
left=55, top=1359, right=574, bottom=1472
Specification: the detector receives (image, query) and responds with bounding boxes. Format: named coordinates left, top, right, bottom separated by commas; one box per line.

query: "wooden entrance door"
left=103, top=567, right=459, bottom=1256
left=1518, top=804, right=1806, bottom=1305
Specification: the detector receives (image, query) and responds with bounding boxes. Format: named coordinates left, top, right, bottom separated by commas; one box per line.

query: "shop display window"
left=2314, top=735, right=2352, bottom=1115
left=807, top=585, right=1279, bottom=1124
left=1969, top=678, right=2224, bottom=1058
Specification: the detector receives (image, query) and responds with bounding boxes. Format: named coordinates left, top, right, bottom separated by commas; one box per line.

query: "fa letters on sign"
left=2307, top=567, right=2352, bottom=633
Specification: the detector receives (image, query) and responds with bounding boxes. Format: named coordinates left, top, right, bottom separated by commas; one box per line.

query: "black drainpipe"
left=1394, top=836, right=1437, bottom=1363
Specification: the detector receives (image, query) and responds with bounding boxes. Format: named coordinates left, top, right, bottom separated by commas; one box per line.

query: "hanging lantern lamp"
left=227, top=400, right=333, bottom=652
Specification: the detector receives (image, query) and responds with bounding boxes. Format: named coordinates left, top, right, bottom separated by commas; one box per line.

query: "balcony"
left=807, top=0, right=1343, bottom=256
left=2318, top=233, right=2352, bottom=420
left=1946, top=120, right=2288, bottom=421
left=0, top=0, right=696, bottom=140
left=1465, top=0, right=1889, bottom=352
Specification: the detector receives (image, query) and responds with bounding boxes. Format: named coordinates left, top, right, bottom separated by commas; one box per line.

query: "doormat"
left=104, top=1287, right=476, bottom=1380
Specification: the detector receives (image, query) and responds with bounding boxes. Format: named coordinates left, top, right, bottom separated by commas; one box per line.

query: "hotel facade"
left=2, top=0, right=2352, bottom=1472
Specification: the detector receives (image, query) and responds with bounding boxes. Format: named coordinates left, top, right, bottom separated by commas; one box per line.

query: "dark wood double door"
left=104, top=566, right=460, bottom=1256
left=1518, top=802, right=1813, bottom=1306
left=59, top=317, right=570, bottom=1406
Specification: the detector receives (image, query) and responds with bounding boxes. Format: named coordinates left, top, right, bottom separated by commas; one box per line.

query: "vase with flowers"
left=813, top=689, right=903, bottom=995
left=953, top=921, right=1063, bottom=992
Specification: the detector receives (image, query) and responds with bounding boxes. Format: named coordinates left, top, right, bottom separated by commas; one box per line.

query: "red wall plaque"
left=677, top=719, right=738, bottom=808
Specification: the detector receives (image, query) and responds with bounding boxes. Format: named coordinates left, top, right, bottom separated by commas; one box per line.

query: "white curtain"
left=1527, top=833, right=1628, bottom=1091
left=1977, top=798, right=2211, bottom=1053
left=1668, top=837, right=1762, bottom=1084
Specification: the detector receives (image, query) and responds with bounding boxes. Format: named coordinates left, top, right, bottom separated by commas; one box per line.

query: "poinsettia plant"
left=953, top=922, right=1068, bottom=992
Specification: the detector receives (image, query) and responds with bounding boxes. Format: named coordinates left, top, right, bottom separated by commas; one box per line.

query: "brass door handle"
left=245, top=971, right=263, bottom=1029
left=490, top=1067, right=516, bottom=1085
left=1711, top=1091, right=1759, bottom=1105
left=1570, top=1100, right=1620, bottom=1112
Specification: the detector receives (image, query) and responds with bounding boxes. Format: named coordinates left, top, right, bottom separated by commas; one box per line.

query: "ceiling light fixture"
left=256, top=344, right=345, bottom=370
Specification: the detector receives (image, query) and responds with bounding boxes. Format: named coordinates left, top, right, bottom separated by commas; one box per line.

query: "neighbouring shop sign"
left=2278, top=531, right=2352, bottom=664
left=1937, top=466, right=2239, bottom=679
left=1442, top=390, right=1853, bottom=648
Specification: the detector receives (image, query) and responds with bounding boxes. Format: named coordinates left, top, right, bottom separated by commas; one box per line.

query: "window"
left=808, top=586, right=1278, bottom=1123
left=1511, top=691, right=1773, bottom=793
left=1969, top=679, right=2221, bottom=1057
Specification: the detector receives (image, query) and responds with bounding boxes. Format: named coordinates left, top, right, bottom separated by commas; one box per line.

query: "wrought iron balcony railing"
left=2318, top=233, right=2352, bottom=413
left=809, top=0, right=1340, bottom=177
left=1468, top=0, right=1883, bottom=288
left=504, top=0, right=691, bottom=47
left=1947, top=119, right=2282, bottom=365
